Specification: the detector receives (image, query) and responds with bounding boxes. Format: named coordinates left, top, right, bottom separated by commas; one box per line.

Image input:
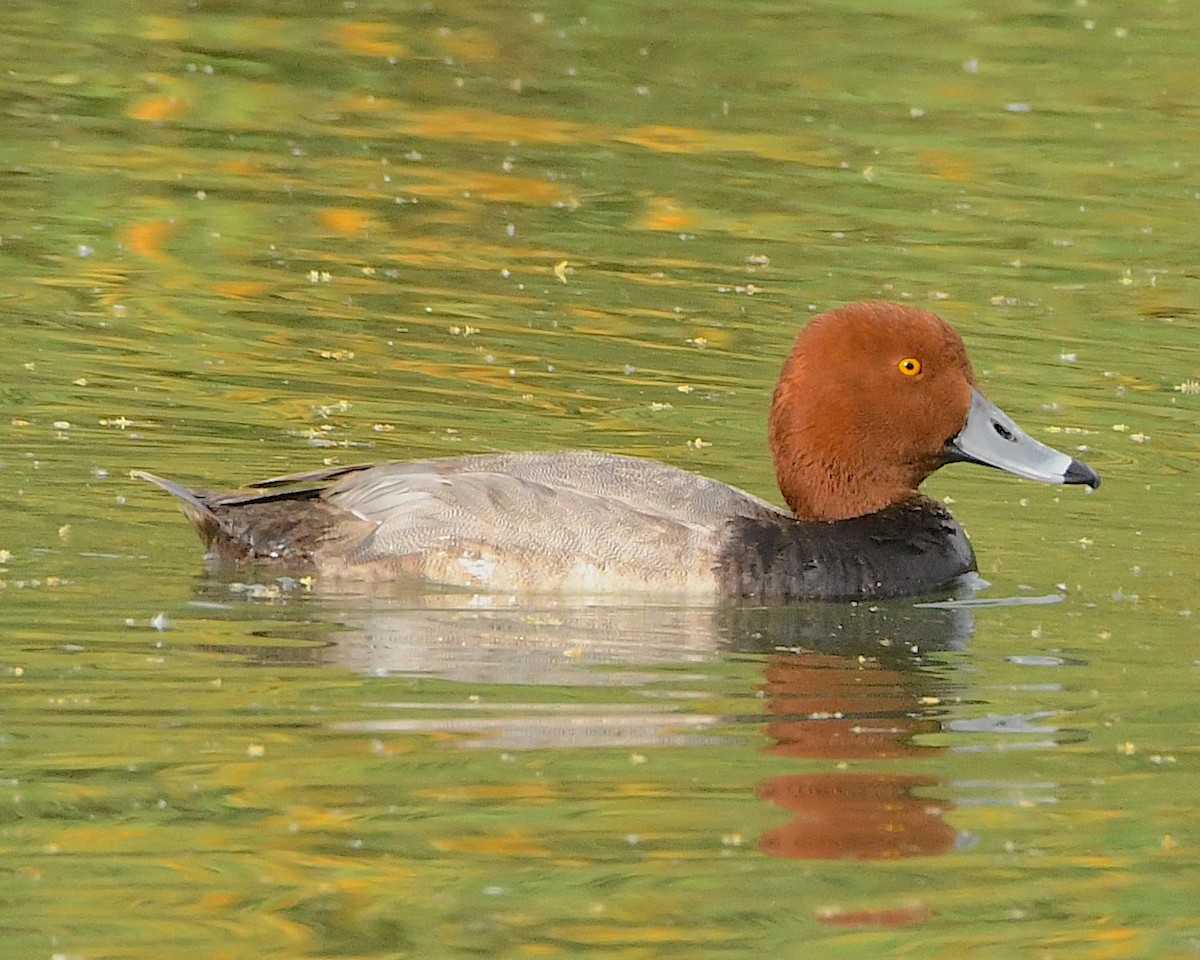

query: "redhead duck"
left=136, top=302, right=1099, bottom=600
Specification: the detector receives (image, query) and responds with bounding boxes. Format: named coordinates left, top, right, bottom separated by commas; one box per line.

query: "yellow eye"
left=898, top=357, right=922, bottom=377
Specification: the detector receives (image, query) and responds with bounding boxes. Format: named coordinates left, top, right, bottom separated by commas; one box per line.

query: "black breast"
left=716, top=497, right=976, bottom=602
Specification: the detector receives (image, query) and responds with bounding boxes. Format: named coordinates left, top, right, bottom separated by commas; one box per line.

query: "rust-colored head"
left=768, top=302, right=977, bottom=521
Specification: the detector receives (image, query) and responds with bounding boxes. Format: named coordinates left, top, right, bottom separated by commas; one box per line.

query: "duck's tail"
left=132, top=469, right=348, bottom=565
left=131, top=470, right=228, bottom=549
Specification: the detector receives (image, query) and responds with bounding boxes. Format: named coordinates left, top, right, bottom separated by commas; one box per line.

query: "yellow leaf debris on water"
left=120, top=220, right=177, bottom=262
left=635, top=196, right=698, bottom=232
left=127, top=95, right=189, bottom=122
left=434, top=831, right=550, bottom=858
left=213, top=281, right=274, bottom=300
left=138, top=16, right=187, bottom=42
left=317, top=208, right=371, bottom=236
left=329, top=22, right=409, bottom=58
left=916, top=148, right=977, bottom=183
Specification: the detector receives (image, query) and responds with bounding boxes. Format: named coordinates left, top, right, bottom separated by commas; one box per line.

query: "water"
left=2, top=1, right=1198, bottom=957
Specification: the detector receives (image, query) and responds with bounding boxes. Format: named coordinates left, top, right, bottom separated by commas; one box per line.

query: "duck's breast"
left=716, top=497, right=977, bottom=601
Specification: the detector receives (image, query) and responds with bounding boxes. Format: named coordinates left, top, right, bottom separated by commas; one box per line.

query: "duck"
left=135, top=301, right=1099, bottom=601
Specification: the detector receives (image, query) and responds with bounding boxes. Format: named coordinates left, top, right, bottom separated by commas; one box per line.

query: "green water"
left=2, top=1, right=1198, bottom=957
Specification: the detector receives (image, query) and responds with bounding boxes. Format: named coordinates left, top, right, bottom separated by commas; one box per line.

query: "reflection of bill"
left=755, top=650, right=957, bottom=861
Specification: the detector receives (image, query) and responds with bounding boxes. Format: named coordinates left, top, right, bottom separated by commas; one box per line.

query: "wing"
left=319, top=454, right=773, bottom=591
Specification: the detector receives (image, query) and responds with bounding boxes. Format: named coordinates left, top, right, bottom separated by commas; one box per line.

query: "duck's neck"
left=769, top=426, right=931, bottom=521
left=768, top=372, right=936, bottom=521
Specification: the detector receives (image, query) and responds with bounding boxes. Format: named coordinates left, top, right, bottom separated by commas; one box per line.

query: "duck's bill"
left=944, top=387, right=1100, bottom=489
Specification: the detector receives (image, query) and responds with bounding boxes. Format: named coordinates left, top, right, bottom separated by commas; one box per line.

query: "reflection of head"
left=759, top=650, right=946, bottom=760
left=751, top=614, right=963, bottom=862
left=757, top=773, right=957, bottom=860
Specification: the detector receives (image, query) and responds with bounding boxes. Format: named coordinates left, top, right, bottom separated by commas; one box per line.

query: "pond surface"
left=2, top=1, right=1198, bottom=958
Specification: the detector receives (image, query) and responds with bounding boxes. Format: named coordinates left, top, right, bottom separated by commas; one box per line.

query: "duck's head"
left=768, top=301, right=1100, bottom=521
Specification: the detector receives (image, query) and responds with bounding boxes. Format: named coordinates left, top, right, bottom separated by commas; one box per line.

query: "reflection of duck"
left=756, top=650, right=958, bottom=861
left=199, top=593, right=976, bottom=757
left=137, top=302, right=1098, bottom=599
left=306, top=599, right=966, bottom=857
left=196, top=584, right=968, bottom=858
left=193, top=582, right=979, bottom=683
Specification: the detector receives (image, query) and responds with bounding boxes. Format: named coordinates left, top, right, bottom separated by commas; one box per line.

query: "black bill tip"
left=1064, top=458, right=1101, bottom=490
